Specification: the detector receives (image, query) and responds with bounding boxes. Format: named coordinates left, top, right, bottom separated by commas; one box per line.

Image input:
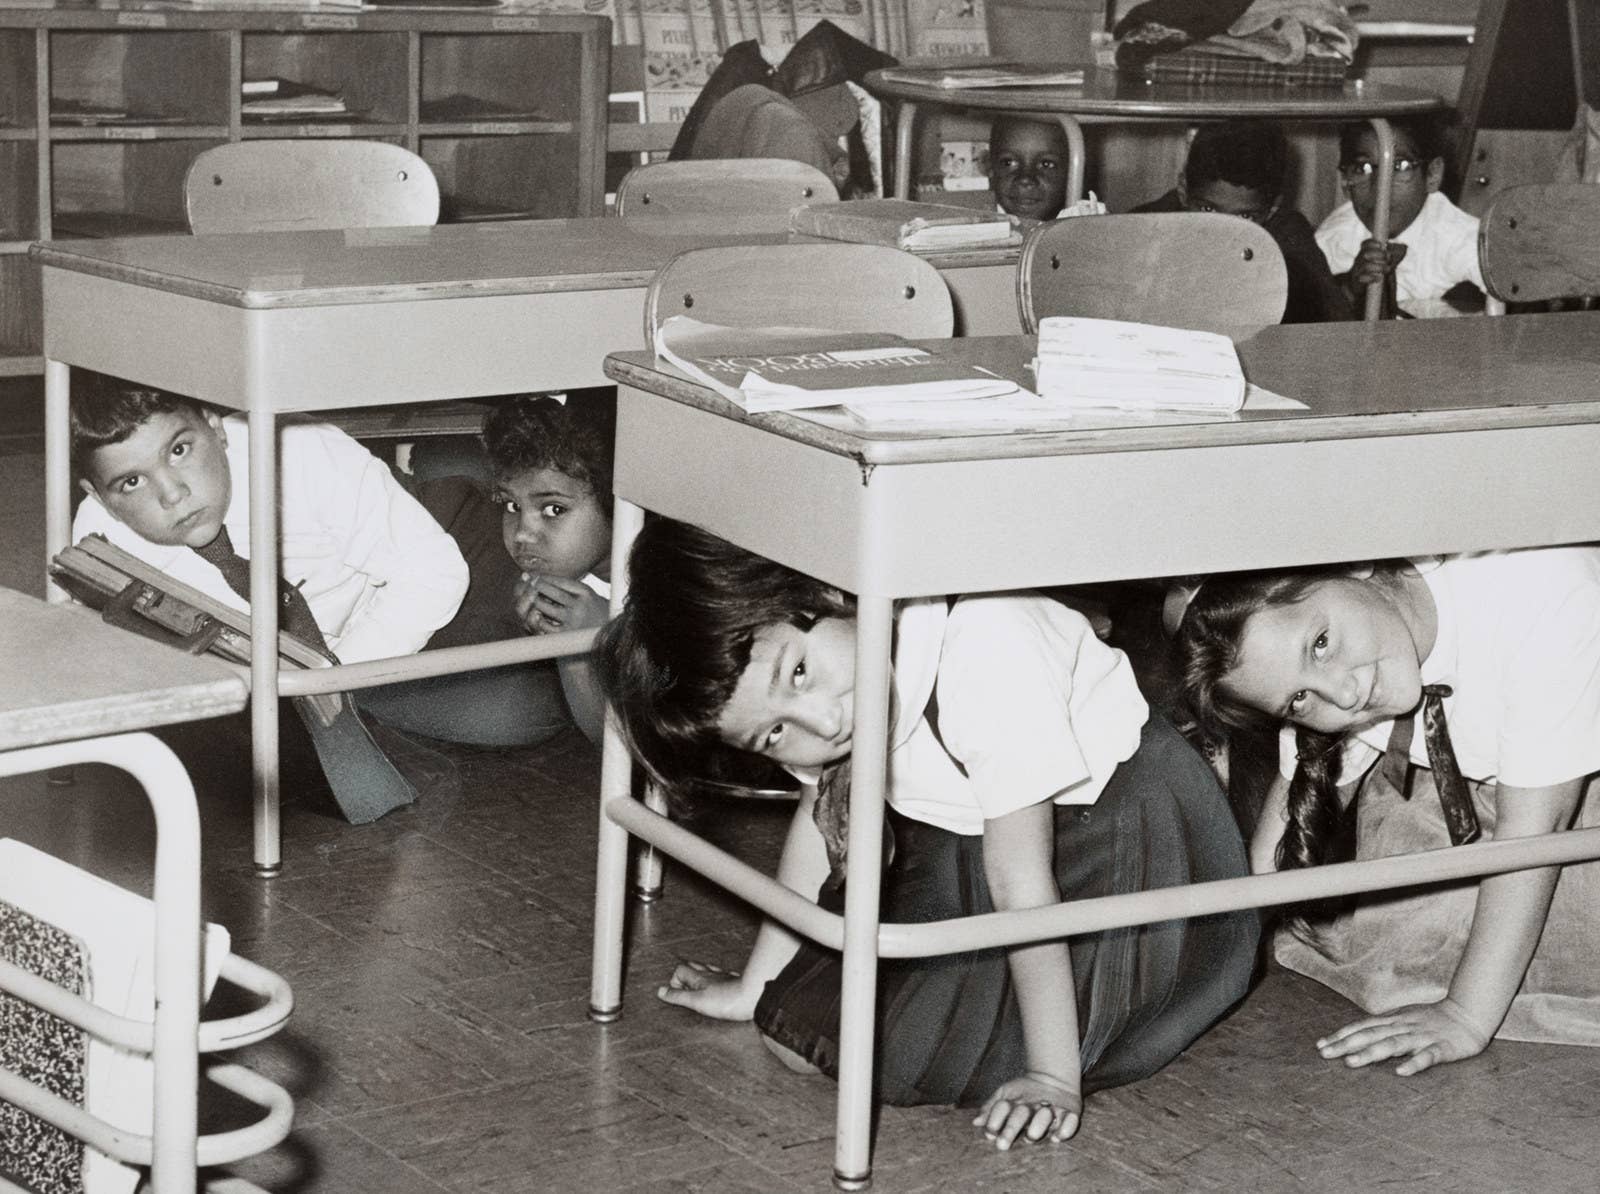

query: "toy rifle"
left=50, top=534, right=343, bottom=726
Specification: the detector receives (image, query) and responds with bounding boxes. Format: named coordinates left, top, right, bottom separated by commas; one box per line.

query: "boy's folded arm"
left=326, top=452, right=470, bottom=662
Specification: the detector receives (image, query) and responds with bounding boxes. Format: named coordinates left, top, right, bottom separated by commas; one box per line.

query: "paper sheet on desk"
left=1242, top=383, right=1307, bottom=411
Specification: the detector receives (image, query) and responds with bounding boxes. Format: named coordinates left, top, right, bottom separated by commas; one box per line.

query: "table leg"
left=249, top=407, right=282, bottom=877
left=893, top=100, right=919, bottom=199
left=633, top=783, right=667, bottom=902
left=1054, top=115, right=1086, bottom=205
left=832, top=595, right=893, bottom=1191
left=44, top=358, right=71, bottom=603
left=1363, top=117, right=1397, bottom=322
left=590, top=495, right=645, bottom=1022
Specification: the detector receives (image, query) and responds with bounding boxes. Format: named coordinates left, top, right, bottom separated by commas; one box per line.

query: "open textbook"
left=653, top=317, right=1028, bottom=414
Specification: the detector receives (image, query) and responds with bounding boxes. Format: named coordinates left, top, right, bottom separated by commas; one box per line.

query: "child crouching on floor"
left=366, top=393, right=614, bottom=746
left=596, top=518, right=1258, bottom=1150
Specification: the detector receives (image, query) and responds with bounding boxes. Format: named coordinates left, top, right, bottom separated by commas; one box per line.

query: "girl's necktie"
left=1377, top=683, right=1481, bottom=846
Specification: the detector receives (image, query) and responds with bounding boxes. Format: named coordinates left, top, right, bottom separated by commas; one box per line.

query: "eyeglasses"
left=1339, top=157, right=1425, bottom=182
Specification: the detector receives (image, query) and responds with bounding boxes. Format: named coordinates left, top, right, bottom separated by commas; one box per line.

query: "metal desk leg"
left=893, top=100, right=919, bottom=199
left=1054, top=114, right=1086, bottom=205
left=590, top=495, right=645, bottom=1022
left=633, top=784, right=668, bottom=902
left=248, top=406, right=282, bottom=877
left=1363, top=117, right=1397, bottom=322
left=832, top=595, right=893, bottom=1191
left=44, top=358, right=71, bottom=603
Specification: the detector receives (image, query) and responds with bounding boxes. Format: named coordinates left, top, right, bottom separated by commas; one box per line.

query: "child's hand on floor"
left=974, top=1070, right=1081, bottom=1151
left=1315, top=996, right=1490, bottom=1075
left=657, top=959, right=761, bottom=1021
left=515, top=574, right=607, bottom=634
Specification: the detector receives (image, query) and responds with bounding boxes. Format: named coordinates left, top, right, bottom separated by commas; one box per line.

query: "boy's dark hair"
left=988, top=114, right=1068, bottom=158
left=595, top=517, right=853, bottom=793
left=1338, top=114, right=1444, bottom=166
left=1184, top=120, right=1288, bottom=198
left=69, top=373, right=207, bottom=476
left=481, top=389, right=617, bottom=508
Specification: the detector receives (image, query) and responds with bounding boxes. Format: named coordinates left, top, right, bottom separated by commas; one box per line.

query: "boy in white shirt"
left=71, top=376, right=469, bottom=821
left=1315, top=116, right=1485, bottom=317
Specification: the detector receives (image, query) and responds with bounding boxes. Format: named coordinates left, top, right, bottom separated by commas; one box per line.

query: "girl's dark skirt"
left=753, top=711, right=1260, bottom=1107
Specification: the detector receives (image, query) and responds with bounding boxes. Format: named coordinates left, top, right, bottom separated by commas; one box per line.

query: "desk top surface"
left=606, top=311, right=1600, bottom=466
left=0, top=590, right=247, bottom=752
left=30, top=214, right=1018, bottom=310
left=865, top=68, right=1446, bottom=119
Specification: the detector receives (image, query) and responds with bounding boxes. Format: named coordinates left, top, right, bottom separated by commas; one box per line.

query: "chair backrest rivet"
left=683, top=293, right=694, bottom=308
left=1242, top=247, right=1254, bottom=261
left=903, top=285, right=916, bottom=299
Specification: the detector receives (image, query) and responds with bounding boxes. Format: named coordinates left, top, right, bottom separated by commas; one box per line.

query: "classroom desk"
left=0, top=589, right=291, bottom=1193
left=31, top=214, right=1020, bottom=875
left=593, top=311, right=1600, bottom=1189
left=864, top=68, right=1448, bottom=319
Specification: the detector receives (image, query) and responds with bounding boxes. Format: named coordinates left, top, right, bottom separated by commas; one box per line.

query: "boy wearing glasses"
left=1133, top=120, right=1352, bottom=323
left=1315, top=116, right=1485, bottom=317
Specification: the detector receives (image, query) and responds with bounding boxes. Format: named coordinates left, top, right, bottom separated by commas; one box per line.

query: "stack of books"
left=789, top=199, right=1017, bottom=252
left=1033, top=317, right=1248, bottom=413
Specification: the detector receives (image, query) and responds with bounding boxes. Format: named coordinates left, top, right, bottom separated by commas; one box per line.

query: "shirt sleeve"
left=934, top=598, right=1105, bottom=822
left=306, top=427, right=469, bottom=663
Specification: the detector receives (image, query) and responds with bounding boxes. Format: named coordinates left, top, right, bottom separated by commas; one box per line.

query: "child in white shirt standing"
left=1316, top=116, right=1485, bottom=317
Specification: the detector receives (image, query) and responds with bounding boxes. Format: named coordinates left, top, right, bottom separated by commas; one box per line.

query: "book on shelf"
left=790, top=199, right=1017, bottom=251
left=50, top=534, right=344, bottom=726
left=654, top=317, right=1026, bottom=415
left=241, top=80, right=349, bottom=118
left=876, top=63, right=1087, bottom=90
left=1033, top=316, right=1248, bottom=413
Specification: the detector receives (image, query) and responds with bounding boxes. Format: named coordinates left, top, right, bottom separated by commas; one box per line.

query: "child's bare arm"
left=1316, top=776, right=1584, bottom=1074
left=659, top=787, right=830, bottom=1021
left=975, top=800, right=1081, bottom=1150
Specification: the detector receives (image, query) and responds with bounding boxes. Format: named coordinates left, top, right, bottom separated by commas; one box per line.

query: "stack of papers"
left=242, top=78, right=348, bottom=119
left=876, top=64, right=1087, bottom=89
left=1033, top=317, right=1248, bottom=413
left=653, top=317, right=1029, bottom=417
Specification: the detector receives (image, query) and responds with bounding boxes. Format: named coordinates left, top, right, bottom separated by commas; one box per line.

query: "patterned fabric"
left=0, top=899, right=87, bottom=1194
left=1142, top=46, right=1348, bottom=86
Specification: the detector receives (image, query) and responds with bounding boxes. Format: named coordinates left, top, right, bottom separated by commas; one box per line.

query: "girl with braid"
left=1172, top=550, right=1600, bottom=1075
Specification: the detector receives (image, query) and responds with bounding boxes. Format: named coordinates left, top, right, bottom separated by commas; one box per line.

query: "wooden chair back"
left=1479, top=183, right=1600, bottom=312
left=183, top=140, right=440, bottom=234
left=643, top=242, right=954, bottom=344
left=615, top=158, right=837, bottom=222
left=1017, top=212, right=1288, bottom=336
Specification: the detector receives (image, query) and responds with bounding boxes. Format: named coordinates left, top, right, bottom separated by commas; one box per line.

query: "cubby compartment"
left=0, top=142, right=37, bottom=243
left=423, top=133, right=580, bottom=222
left=52, top=139, right=220, bottom=238
left=50, top=32, right=229, bottom=127
left=421, top=33, right=581, bottom=126
left=242, top=32, right=410, bottom=127
left=0, top=29, right=36, bottom=131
